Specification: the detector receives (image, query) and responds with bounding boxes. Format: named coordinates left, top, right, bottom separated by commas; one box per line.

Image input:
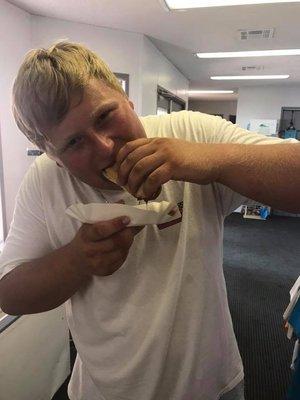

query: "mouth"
left=100, top=169, right=122, bottom=189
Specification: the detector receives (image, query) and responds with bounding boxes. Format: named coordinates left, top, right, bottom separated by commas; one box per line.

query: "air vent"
left=241, top=65, right=265, bottom=71
left=239, top=28, right=275, bottom=40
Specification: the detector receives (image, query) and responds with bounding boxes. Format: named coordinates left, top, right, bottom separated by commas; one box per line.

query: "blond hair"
left=12, top=41, right=125, bottom=151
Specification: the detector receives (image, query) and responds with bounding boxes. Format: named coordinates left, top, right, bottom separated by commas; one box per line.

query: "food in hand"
left=103, top=166, right=119, bottom=186
left=103, top=166, right=161, bottom=200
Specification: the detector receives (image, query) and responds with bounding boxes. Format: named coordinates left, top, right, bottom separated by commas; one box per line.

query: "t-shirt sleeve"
left=187, top=112, right=298, bottom=216
left=0, top=162, right=53, bottom=280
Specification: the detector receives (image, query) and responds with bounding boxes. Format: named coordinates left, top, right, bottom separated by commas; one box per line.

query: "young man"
left=0, top=41, right=299, bottom=400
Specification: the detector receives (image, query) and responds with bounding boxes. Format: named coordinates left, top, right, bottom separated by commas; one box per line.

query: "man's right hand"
left=68, top=217, right=143, bottom=276
left=0, top=216, right=143, bottom=315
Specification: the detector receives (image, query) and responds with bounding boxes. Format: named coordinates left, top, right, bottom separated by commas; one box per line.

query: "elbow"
left=0, top=299, right=20, bottom=316
left=0, top=293, right=21, bottom=316
left=0, top=279, right=22, bottom=316
left=0, top=304, right=21, bottom=317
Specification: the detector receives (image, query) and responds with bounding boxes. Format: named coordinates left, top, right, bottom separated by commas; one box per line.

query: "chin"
left=102, top=181, right=122, bottom=190
left=91, top=177, right=122, bottom=191
left=75, top=172, right=122, bottom=191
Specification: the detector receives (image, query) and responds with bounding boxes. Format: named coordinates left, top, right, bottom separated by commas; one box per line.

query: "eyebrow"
left=90, top=100, right=118, bottom=120
left=54, top=100, right=119, bottom=154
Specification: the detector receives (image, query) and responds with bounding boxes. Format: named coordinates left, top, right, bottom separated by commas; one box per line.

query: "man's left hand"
left=116, top=137, right=221, bottom=200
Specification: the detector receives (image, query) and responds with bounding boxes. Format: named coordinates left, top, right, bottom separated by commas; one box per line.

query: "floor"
left=223, top=213, right=300, bottom=400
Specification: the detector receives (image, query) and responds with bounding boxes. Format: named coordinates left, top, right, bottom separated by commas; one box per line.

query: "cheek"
left=116, top=114, right=145, bottom=141
left=61, top=153, right=91, bottom=175
left=114, top=115, right=132, bottom=134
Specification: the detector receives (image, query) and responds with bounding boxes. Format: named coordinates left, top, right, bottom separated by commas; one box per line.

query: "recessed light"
left=188, top=90, right=234, bottom=93
left=164, top=0, right=300, bottom=10
left=211, top=75, right=290, bottom=80
left=196, top=49, right=300, bottom=58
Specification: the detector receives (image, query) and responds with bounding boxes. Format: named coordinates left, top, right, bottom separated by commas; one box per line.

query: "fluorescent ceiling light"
left=188, top=90, right=234, bottom=93
left=196, top=49, right=300, bottom=58
left=211, top=75, right=290, bottom=80
left=165, top=0, right=300, bottom=10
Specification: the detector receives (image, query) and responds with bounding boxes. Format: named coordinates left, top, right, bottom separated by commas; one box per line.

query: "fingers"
left=117, top=139, right=169, bottom=199
left=117, top=145, right=157, bottom=187
left=83, top=216, right=130, bottom=242
left=83, top=226, right=145, bottom=276
left=73, top=218, right=145, bottom=277
left=124, top=153, right=166, bottom=195
left=116, top=138, right=151, bottom=171
left=136, top=164, right=170, bottom=199
left=86, top=227, right=136, bottom=254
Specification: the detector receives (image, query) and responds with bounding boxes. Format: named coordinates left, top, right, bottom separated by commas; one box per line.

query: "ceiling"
left=7, top=0, right=300, bottom=100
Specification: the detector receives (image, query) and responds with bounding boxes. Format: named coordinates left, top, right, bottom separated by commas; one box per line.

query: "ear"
left=129, top=100, right=134, bottom=110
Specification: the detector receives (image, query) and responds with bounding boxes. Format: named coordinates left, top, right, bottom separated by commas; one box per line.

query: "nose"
left=91, top=131, right=115, bottom=155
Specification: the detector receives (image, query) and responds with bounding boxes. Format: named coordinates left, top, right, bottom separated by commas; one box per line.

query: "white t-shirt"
left=0, top=112, right=288, bottom=400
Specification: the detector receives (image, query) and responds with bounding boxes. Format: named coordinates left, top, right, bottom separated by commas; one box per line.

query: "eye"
left=96, top=109, right=112, bottom=126
left=67, top=136, right=84, bottom=149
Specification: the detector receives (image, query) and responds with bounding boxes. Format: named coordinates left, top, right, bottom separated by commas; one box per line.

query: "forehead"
left=46, top=79, right=121, bottom=147
left=73, top=79, right=118, bottom=111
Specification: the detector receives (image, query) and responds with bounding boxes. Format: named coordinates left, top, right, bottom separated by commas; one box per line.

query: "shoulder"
left=20, top=153, right=70, bottom=197
left=30, top=153, right=71, bottom=181
left=140, top=110, right=211, bottom=126
left=34, top=153, right=59, bottom=172
left=139, top=111, right=221, bottom=141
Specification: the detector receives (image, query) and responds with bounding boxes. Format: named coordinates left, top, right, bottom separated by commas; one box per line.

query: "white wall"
left=141, top=37, right=189, bottom=116
left=0, top=0, right=32, bottom=235
left=188, top=100, right=237, bottom=121
left=236, top=85, right=300, bottom=129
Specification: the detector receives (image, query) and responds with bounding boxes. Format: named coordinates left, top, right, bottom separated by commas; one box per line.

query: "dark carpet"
left=53, top=213, right=300, bottom=400
left=224, top=213, right=300, bottom=400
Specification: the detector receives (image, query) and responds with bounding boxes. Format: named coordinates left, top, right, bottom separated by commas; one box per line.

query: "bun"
left=103, top=166, right=118, bottom=185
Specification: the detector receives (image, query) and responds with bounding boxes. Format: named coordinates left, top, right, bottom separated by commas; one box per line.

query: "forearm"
left=0, top=244, right=90, bottom=315
left=216, top=143, right=300, bottom=213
